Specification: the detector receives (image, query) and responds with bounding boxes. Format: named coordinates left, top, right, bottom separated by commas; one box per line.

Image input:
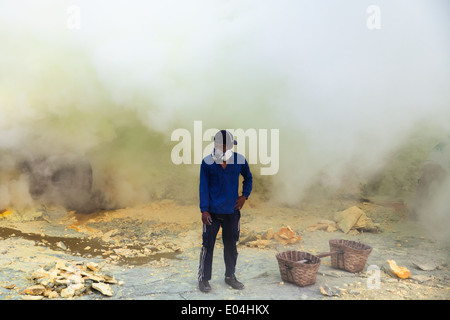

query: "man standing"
left=198, top=130, right=253, bottom=293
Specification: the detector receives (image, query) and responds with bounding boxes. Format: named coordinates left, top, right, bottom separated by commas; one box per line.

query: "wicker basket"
left=276, top=251, right=321, bottom=287
left=327, top=239, right=372, bottom=273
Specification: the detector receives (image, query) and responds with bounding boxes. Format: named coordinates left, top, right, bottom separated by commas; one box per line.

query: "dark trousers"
left=198, top=210, right=241, bottom=281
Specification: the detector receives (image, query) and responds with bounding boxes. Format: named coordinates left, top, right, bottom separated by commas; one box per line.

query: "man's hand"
left=235, top=195, right=247, bottom=211
left=202, top=211, right=212, bottom=225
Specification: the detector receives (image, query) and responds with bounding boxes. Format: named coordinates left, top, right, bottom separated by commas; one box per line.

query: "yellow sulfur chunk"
left=387, top=260, right=410, bottom=279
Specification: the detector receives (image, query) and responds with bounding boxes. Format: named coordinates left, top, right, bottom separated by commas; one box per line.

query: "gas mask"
left=212, top=148, right=233, bottom=162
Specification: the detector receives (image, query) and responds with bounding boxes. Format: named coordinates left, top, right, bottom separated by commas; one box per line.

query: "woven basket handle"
left=316, top=250, right=342, bottom=258
left=298, top=250, right=343, bottom=264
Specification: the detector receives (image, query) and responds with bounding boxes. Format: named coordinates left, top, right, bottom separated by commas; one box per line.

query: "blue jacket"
left=199, top=152, right=253, bottom=214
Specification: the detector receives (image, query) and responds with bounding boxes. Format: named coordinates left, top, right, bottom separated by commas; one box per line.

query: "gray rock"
left=92, top=282, right=113, bottom=296
left=57, top=241, right=67, bottom=250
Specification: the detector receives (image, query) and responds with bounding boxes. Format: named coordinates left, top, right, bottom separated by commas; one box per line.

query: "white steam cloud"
left=0, top=0, right=449, bottom=238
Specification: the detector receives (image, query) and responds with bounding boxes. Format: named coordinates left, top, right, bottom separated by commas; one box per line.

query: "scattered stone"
left=60, top=286, right=75, bottom=298
left=113, top=248, right=135, bottom=257
left=239, top=231, right=258, bottom=245
left=102, top=274, right=118, bottom=284
left=412, top=260, right=438, bottom=271
left=55, top=260, right=67, bottom=270
left=92, top=282, right=113, bottom=296
left=334, top=206, right=363, bottom=233
left=55, top=278, right=70, bottom=287
left=319, top=285, right=340, bottom=297
left=320, top=286, right=329, bottom=296
left=57, top=241, right=67, bottom=250
left=246, top=239, right=271, bottom=249
left=82, top=273, right=104, bottom=282
left=306, top=220, right=338, bottom=232
left=334, top=206, right=380, bottom=234
left=68, top=274, right=84, bottom=285
left=31, top=268, right=50, bottom=280
left=24, top=285, right=46, bottom=296
left=101, top=229, right=118, bottom=242
left=410, top=275, right=433, bottom=283
left=262, top=228, right=274, bottom=240
left=44, top=290, right=59, bottom=299
left=338, top=288, right=347, bottom=295
left=72, top=283, right=87, bottom=295
left=326, top=225, right=338, bottom=233
left=38, top=278, right=54, bottom=288
left=274, top=226, right=302, bottom=245
left=86, top=262, right=99, bottom=272
left=21, top=260, right=120, bottom=299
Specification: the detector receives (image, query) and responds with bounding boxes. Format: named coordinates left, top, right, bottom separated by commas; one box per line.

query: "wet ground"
left=0, top=198, right=449, bottom=300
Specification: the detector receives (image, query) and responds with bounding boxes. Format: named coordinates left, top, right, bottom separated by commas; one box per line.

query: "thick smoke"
left=416, top=173, right=450, bottom=242
left=0, top=0, right=449, bottom=237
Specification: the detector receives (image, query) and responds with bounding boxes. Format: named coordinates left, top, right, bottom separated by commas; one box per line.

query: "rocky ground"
left=0, top=197, right=449, bottom=300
